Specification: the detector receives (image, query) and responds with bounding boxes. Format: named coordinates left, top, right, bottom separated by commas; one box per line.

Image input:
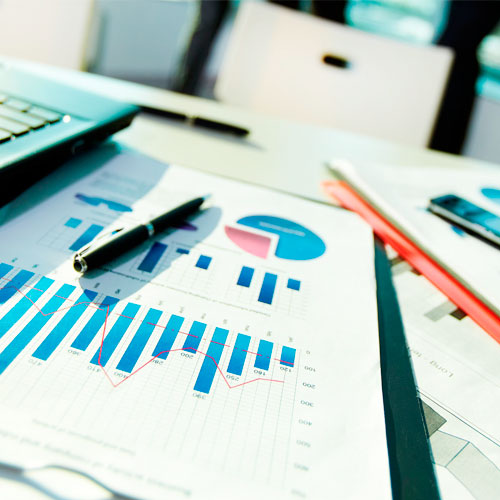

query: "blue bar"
left=116, top=308, right=162, bottom=373
left=152, top=314, right=184, bottom=360
left=65, top=218, right=82, bottom=228
left=258, top=273, right=277, bottom=305
left=182, top=321, right=206, bottom=353
left=194, top=327, right=229, bottom=394
left=69, top=224, right=104, bottom=252
left=0, top=269, right=34, bottom=305
left=195, top=255, right=212, bottom=270
left=176, top=248, right=190, bottom=254
left=71, top=295, right=119, bottom=351
left=237, top=266, right=254, bottom=287
left=254, top=339, right=273, bottom=370
left=90, top=302, right=140, bottom=366
left=227, top=333, right=251, bottom=376
left=280, top=346, right=296, bottom=367
left=138, top=242, right=168, bottom=273
left=0, top=283, right=73, bottom=375
left=33, top=289, right=98, bottom=361
left=287, top=278, right=301, bottom=291
left=0, top=263, right=13, bottom=279
left=0, top=276, right=53, bottom=341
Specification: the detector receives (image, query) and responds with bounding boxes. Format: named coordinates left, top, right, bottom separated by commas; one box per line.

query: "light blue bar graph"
left=33, top=289, right=98, bottom=361
left=258, top=273, right=277, bottom=305
left=194, top=327, right=229, bottom=394
left=254, top=339, right=273, bottom=370
left=65, top=218, right=82, bottom=228
left=227, top=333, right=251, bottom=376
left=138, top=242, right=167, bottom=273
left=195, top=255, right=212, bottom=270
left=237, top=266, right=254, bottom=287
left=182, top=321, right=207, bottom=353
left=280, top=346, right=296, bottom=367
left=0, top=269, right=34, bottom=305
left=0, top=276, right=53, bottom=341
left=176, top=248, right=190, bottom=255
left=69, top=223, right=104, bottom=252
left=116, top=308, right=162, bottom=373
left=0, top=283, right=73, bottom=375
left=71, top=295, right=119, bottom=351
left=152, top=314, right=184, bottom=360
left=287, top=278, right=301, bottom=291
left=90, top=302, right=140, bottom=366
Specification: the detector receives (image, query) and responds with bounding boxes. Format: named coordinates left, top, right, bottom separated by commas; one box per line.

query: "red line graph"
left=0, top=276, right=289, bottom=389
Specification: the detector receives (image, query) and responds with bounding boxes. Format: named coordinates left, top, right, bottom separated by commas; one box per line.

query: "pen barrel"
left=76, top=225, right=150, bottom=271
left=152, top=198, right=203, bottom=232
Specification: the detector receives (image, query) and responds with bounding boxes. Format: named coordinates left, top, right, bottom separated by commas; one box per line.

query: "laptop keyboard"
left=0, top=93, right=63, bottom=143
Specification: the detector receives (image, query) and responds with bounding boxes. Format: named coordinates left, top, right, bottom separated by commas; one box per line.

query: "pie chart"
left=225, top=215, right=326, bottom=260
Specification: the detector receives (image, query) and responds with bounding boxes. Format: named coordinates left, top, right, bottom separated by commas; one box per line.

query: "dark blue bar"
left=182, top=321, right=206, bottom=353
left=258, top=273, right=277, bottom=305
left=280, top=346, right=296, bottom=367
left=195, top=255, right=212, bottom=270
left=116, top=308, right=162, bottom=373
left=254, top=339, right=273, bottom=370
left=32, top=289, right=98, bottom=361
left=0, top=269, right=35, bottom=305
left=65, top=218, right=82, bottom=228
left=287, top=278, right=301, bottom=291
left=90, top=302, right=140, bottom=366
left=152, top=314, right=184, bottom=360
left=227, top=333, right=251, bottom=376
left=176, top=248, right=190, bottom=255
left=138, top=242, right=168, bottom=273
left=237, top=266, right=254, bottom=287
left=194, top=327, right=229, bottom=394
left=69, top=224, right=104, bottom=252
left=0, top=283, right=73, bottom=375
left=0, top=276, right=53, bottom=341
left=71, top=295, right=119, bottom=351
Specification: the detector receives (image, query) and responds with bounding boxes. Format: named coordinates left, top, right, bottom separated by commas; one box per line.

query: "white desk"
left=2, top=57, right=489, bottom=207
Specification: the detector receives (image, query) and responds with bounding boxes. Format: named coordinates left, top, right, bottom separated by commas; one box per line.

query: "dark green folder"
left=374, top=239, right=440, bottom=500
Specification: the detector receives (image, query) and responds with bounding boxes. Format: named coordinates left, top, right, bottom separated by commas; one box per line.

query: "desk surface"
left=2, top=57, right=491, bottom=206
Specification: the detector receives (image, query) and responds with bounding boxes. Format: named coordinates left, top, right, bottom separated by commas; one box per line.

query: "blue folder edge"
left=374, top=237, right=441, bottom=500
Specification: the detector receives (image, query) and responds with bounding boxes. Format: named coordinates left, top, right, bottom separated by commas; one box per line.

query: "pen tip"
left=202, top=194, right=212, bottom=202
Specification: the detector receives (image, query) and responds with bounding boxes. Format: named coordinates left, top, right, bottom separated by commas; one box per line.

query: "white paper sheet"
left=388, top=247, right=500, bottom=500
left=0, top=150, right=391, bottom=499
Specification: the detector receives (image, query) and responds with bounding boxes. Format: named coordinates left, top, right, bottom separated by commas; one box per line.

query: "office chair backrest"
left=0, top=0, right=94, bottom=70
left=215, top=2, right=453, bottom=147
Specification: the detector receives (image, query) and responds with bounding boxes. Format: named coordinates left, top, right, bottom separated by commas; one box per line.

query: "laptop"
left=0, top=63, right=138, bottom=206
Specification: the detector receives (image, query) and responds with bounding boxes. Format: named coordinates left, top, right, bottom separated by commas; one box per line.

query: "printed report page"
left=0, top=150, right=391, bottom=499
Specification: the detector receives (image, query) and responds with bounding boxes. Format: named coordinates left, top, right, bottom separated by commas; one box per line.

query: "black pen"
left=139, top=105, right=249, bottom=137
left=73, top=195, right=210, bottom=273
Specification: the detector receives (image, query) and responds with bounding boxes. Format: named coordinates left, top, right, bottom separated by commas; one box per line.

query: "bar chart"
left=235, top=265, right=301, bottom=306
left=0, top=263, right=297, bottom=394
left=130, top=240, right=304, bottom=312
left=38, top=216, right=105, bottom=253
left=135, top=241, right=213, bottom=275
